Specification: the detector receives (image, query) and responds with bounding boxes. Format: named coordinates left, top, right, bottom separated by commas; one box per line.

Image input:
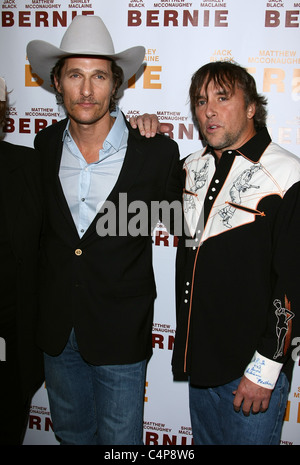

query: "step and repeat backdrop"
left=0, top=0, right=299, bottom=446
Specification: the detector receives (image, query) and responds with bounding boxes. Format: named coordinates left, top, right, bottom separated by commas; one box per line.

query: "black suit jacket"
left=34, top=116, right=180, bottom=365
left=0, top=140, right=44, bottom=400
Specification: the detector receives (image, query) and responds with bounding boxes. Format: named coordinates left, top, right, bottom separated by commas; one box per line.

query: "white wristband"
left=244, top=351, right=283, bottom=390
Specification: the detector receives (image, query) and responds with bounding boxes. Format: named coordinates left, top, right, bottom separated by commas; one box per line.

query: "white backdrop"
left=0, top=0, right=299, bottom=446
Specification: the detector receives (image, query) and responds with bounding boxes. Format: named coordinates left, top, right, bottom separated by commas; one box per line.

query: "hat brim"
left=26, top=40, right=145, bottom=90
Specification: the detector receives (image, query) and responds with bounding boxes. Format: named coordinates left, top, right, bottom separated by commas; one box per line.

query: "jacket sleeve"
left=245, top=181, right=300, bottom=388
left=164, top=157, right=187, bottom=237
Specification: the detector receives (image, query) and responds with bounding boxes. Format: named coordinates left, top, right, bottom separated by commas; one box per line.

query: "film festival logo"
left=95, top=193, right=202, bottom=248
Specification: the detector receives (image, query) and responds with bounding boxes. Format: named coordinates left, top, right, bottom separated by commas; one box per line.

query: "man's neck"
left=68, top=115, right=115, bottom=164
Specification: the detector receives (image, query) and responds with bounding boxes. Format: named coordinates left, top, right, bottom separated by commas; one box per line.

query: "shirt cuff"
left=244, top=351, right=283, bottom=390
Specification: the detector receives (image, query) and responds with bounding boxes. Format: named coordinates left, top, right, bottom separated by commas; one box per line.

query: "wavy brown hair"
left=189, top=61, right=267, bottom=131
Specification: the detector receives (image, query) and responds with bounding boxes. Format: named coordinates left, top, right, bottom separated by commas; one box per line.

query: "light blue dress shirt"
left=59, top=107, right=128, bottom=238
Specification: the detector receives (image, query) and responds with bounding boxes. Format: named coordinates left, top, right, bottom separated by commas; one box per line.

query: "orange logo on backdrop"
left=25, top=65, right=43, bottom=87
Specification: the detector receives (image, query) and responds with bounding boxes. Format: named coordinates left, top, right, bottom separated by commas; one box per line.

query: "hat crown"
left=60, top=15, right=115, bottom=55
left=26, top=15, right=145, bottom=88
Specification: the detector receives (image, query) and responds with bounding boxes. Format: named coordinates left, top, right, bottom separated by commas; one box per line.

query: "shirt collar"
left=204, top=127, right=272, bottom=163
left=105, top=106, right=128, bottom=152
left=235, top=127, right=271, bottom=162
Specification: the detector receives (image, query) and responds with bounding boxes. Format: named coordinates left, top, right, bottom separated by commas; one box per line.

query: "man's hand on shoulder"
left=129, top=113, right=170, bottom=138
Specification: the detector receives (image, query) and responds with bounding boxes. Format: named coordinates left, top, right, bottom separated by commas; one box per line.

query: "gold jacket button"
left=75, top=249, right=82, bottom=256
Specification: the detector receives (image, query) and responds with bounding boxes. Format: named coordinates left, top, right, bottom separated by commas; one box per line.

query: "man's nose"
left=205, top=102, right=216, bottom=118
left=81, top=78, right=93, bottom=96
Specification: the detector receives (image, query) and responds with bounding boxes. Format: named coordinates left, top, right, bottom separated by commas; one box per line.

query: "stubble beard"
left=206, top=127, right=245, bottom=153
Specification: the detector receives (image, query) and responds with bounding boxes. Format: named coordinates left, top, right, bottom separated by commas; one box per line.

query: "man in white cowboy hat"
left=26, top=15, right=179, bottom=445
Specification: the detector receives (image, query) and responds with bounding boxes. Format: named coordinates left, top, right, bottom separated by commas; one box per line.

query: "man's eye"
left=196, top=100, right=206, bottom=106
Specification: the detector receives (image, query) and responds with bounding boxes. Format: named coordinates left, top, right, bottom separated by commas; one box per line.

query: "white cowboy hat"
left=26, top=15, right=145, bottom=88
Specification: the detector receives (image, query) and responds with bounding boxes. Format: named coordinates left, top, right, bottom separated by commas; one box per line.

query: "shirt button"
left=184, top=299, right=188, bottom=303
left=186, top=282, right=190, bottom=286
left=75, top=249, right=82, bottom=256
left=209, top=196, right=213, bottom=200
left=215, top=179, right=219, bottom=184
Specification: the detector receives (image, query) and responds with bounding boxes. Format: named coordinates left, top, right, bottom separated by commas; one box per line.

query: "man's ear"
left=247, top=103, right=256, bottom=119
left=53, top=75, right=61, bottom=93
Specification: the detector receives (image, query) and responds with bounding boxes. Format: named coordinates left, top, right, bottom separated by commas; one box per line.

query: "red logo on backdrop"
left=265, top=9, right=300, bottom=27
left=4, top=117, right=58, bottom=135
left=1, top=10, right=94, bottom=27
left=128, top=9, right=229, bottom=27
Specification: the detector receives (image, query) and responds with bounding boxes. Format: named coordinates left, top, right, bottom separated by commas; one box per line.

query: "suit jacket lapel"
left=107, top=129, right=147, bottom=204
left=50, top=121, right=80, bottom=238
